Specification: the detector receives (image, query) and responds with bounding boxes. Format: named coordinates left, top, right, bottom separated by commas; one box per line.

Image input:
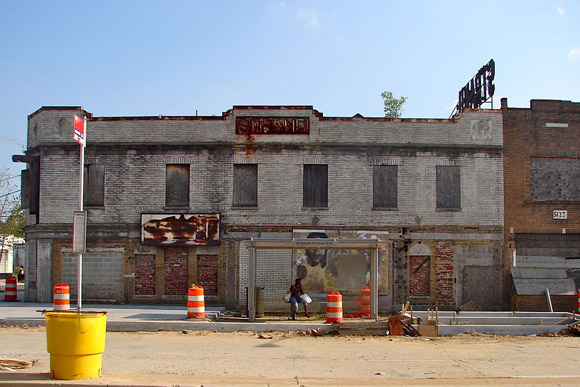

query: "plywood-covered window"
left=166, top=164, right=190, bottom=207
left=233, top=164, right=257, bottom=207
left=436, top=165, right=461, bottom=209
left=303, top=164, right=328, bottom=208
left=84, top=164, right=105, bottom=207
left=373, top=165, right=398, bottom=209
left=530, top=158, right=580, bottom=201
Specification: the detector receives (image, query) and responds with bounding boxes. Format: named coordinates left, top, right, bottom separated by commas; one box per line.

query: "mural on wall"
left=292, top=230, right=389, bottom=296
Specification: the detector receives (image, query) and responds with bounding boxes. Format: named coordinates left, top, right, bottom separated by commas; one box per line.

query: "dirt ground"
left=2, top=326, right=580, bottom=386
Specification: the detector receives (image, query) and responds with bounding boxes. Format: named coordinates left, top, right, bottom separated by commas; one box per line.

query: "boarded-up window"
left=303, top=164, right=328, bottom=208
left=233, top=164, right=257, bottom=207
left=166, top=164, right=189, bottom=207
left=530, top=158, right=580, bottom=201
left=373, top=165, right=398, bottom=208
left=436, top=166, right=461, bottom=209
left=84, top=164, right=105, bottom=207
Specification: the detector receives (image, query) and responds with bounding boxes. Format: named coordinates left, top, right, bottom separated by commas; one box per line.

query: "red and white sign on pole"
left=73, top=114, right=86, bottom=310
left=73, top=115, right=86, bottom=147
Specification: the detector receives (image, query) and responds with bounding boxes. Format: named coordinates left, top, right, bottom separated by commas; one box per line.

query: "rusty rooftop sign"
left=452, top=59, right=496, bottom=116
left=236, top=117, right=310, bottom=135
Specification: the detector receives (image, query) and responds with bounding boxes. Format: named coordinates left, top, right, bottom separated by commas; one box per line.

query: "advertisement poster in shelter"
left=292, top=230, right=389, bottom=296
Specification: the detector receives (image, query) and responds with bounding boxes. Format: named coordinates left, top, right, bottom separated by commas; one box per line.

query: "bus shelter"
left=246, top=238, right=387, bottom=321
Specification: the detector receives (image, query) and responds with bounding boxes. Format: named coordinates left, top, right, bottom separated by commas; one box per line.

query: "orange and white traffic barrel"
left=356, top=287, right=371, bottom=316
left=53, top=283, right=70, bottom=311
left=187, top=285, right=205, bottom=319
left=4, top=276, right=17, bottom=301
left=326, top=291, right=343, bottom=323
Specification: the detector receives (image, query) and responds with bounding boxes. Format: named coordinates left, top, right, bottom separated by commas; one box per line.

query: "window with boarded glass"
left=233, top=164, right=258, bottom=207
left=436, top=165, right=461, bottom=209
left=373, top=165, right=398, bottom=208
left=303, top=164, right=328, bottom=208
left=530, top=158, right=580, bottom=201
left=166, top=164, right=190, bottom=207
left=84, top=164, right=105, bottom=207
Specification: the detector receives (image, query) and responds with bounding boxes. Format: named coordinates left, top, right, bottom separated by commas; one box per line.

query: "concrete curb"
left=0, top=317, right=334, bottom=333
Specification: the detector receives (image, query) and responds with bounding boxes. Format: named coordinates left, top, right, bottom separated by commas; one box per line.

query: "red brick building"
left=502, top=98, right=580, bottom=311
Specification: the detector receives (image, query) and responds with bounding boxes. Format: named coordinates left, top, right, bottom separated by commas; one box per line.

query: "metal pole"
left=545, top=288, right=553, bottom=313
left=77, top=139, right=84, bottom=311
left=248, top=247, right=256, bottom=321
left=371, top=248, right=379, bottom=321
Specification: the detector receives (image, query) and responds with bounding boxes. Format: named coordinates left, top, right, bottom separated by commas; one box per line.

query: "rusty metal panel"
left=236, top=117, right=309, bottom=135
left=141, top=213, right=220, bottom=246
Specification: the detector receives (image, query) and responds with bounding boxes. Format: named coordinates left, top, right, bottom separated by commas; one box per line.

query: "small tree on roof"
left=381, top=91, right=407, bottom=119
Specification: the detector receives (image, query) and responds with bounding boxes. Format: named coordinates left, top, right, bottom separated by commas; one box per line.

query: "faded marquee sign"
left=236, top=117, right=309, bottom=135
left=141, top=213, right=220, bottom=246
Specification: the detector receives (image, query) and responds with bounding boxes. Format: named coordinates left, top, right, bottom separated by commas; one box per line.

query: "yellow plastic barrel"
left=45, top=311, right=107, bottom=380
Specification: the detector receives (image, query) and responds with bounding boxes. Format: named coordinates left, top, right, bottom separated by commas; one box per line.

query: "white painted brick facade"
left=21, top=106, right=504, bottom=309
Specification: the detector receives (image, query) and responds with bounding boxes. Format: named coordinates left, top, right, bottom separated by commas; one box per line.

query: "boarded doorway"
left=134, top=254, right=155, bottom=296
left=197, top=255, right=218, bottom=296
left=164, top=248, right=188, bottom=295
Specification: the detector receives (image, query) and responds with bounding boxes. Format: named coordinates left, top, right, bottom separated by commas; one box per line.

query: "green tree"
left=381, top=91, right=407, bottom=119
left=3, top=202, right=24, bottom=237
left=0, top=168, right=24, bottom=273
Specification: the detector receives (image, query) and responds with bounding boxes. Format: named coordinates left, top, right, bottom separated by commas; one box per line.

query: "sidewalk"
left=0, top=284, right=330, bottom=333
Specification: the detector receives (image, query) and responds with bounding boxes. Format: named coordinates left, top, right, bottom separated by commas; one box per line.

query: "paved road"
left=2, top=328, right=580, bottom=386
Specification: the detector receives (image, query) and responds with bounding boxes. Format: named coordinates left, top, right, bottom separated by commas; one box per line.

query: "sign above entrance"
left=141, top=213, right=220, bottom=246
left=236, top=117, right=310, bottom=135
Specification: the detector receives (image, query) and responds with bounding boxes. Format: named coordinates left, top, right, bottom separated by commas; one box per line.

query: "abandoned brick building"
left=502, top=98, right=580, bottom=312
left=15, top=105, right=505, bottom=312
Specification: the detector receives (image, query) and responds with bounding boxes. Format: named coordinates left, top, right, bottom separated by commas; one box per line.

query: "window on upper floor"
left=436, top=165, right=461, bottom=209
left=373, top=165, right=398, bottom=209
left=84, top=164, right=105, bottom=207
left=303, top=164, right=328, bottom=208
left=165, top=164, right=190, bottom=207
left=233, top=164, right=258, bottom=207
left=530, top=157, right=580, bottom=201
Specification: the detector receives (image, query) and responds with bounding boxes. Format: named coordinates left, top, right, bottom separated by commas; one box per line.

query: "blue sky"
left=1, top=1, right=579, bottom=181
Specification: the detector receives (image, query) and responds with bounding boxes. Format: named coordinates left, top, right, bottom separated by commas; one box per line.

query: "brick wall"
left=164, top=248, right=188, bottom=296
left=197, top=255, right=218, bottom=296
left=135, top=254, right=155, bottom=296
left=514, top=295, right=576, bottom=312
left=22, top=105, right=504, bottom=309
left=409, top=256, right=430, bottom=297
left=435, top=241, right=455, bottom=305
left=62, top=250, right=124, bottom=302
left=503, top=98, right=580, bottom=308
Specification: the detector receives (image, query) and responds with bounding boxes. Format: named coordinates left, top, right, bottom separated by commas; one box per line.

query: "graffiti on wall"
left=292, top=230, right=389, bottom=296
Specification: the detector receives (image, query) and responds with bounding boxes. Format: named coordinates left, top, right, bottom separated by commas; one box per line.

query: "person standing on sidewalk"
left=289, top=278, right=309, bottom=320
left=17, top=266, right=24, bottom=282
